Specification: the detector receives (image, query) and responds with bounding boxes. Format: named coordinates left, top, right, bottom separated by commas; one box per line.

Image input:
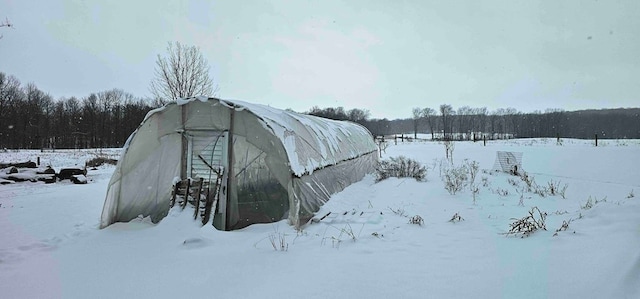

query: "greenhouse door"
left=186, top=131, right=228, bottom=227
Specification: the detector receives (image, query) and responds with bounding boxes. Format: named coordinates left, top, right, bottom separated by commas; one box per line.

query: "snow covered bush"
left=408, top=215, right=424, bottom=226
left=471, top=184, right=480, bottom=204
left=519, top=171, right=536, bottom=192
left=547, top=179, right=568, bottom=198
left=463, top=159, right=479, bottom=190
left=481, top=176, right=489, bottom=187
left=581, top=196, right=607, bottom=210
left=86, top=156, right=118, bottom=168
left=449, top=212, right=464, bottom=223
left=553, top=219, right=573, bottom=237
left=376, top=156, right=427, bottom=182
left=503, top=207, right=547, bottom=238
left=581, top=197, right=594, bottom=210
left=441, top=164, right=468, bottom=195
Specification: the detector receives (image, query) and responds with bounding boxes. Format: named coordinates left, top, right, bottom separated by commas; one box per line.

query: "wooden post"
left=37, top=157, right=40, bottom=166
left=170, top=183, right=179, bottom=207
left=483, top=135, right=486, bottom=146
left=193, top=178, right=204, bottom=220
left=595, top=134, right=598, bottom=147
left=202, top=184, right=213, bottom=226
left=225, top=107, right=236, bottom=231
left=181, top=179, right=191, bottom=209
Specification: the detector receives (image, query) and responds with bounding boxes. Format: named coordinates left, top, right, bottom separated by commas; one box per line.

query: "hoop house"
left=100, top=97, right=378, bottom=230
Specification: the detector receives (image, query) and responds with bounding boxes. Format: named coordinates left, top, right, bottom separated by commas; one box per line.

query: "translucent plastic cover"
left=100, top=97, right=378, bottom=229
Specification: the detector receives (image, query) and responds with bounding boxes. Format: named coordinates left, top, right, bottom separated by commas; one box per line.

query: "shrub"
left=388, top=207, right=408, bottom=217
left=581, top=197, right=594, bottom=210
left=553, top=219, right=572, bottom=237
left=449, top=212, right=464, bottom=223
left=503, top=207, right=547, bottom=238
left=581, top=195, right=606, bottom=210
left=507, top=178, right=520, bottom=187
left=86, top=156, right=118, bottom=168
left=441, top=164, right=468, bottom=195
left=481, top=176, right=489, bottom=187
left=547, top=179, right=568, bottom=198
left=519, top=172, right=536, bottom=192
left=376, top=156, right=427, bottom=182
left=444, top=140, right=455, bottom=163
left=463, top=159, right=479, bottom=191
left=321, top=223, right=362, bottom=248
left=408, top=215, right=424, bottom=226
left=471, top=184, right=480, bottom=204
left=492, top=187, right=509, bottom=197
left=268, top=232, right=288, bottom=251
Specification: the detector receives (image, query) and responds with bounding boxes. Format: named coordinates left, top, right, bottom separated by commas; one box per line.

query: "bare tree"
left=347, top=108, right=370, bottom=125
left=150, top=42, right=217, bottom=104
left=422, top=107, right=436, bottom=140
left=440, top=104, right=454, bottom=140
left=412, top=107, right=422, bottom=139
left=457, top=106, right=473, bottom=140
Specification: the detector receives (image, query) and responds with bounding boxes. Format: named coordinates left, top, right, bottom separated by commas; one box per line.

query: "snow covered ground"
left=1, top=139, right=639, bottom=299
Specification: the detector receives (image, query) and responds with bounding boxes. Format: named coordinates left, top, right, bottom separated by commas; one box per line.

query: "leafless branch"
left=1, top=17, right=14, bottom=39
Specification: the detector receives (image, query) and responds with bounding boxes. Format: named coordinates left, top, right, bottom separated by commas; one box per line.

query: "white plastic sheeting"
left=100, top=97, right=378, bottom=229
left=213, top=97, right=377, bottom=176
left=492, top=151, right=523, bottom=174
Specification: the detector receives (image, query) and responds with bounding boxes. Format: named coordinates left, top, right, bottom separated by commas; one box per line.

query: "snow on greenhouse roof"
left=177, top=96, right=378, bottom=176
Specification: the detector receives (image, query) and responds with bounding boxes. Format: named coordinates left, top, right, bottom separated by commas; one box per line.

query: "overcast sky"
left=2, top=0, right=639, bottom=119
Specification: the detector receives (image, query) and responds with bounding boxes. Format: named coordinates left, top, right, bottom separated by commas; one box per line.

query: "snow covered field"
left=1, top=139, right=639, bottom=299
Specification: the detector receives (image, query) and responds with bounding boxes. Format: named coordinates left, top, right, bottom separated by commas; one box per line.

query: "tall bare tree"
left=440, top=104, right=454, bottom=140
left=412, top=107, right=422, bottom=139
left=150, top=42, right=216, bottom=104
left=421, top=107, right=436, bottom=140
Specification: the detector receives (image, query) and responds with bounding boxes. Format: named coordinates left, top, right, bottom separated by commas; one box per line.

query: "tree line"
left=0, top=72, right=154, bottom=149
left=308, top=105, right=640, bottom=140
left=2, top=70, right=638, bottom=150
left=0, top=41, right=216, bottom=150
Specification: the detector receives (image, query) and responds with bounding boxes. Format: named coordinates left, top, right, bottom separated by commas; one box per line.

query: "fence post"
left=595, top=134, right=598, bottom=147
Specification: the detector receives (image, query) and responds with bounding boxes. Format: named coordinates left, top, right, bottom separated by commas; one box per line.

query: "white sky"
left=2, top=0, right=639, bottom=119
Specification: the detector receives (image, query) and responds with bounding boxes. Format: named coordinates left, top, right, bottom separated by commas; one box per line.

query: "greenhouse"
left=100, top=97, right=378, bottom=230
